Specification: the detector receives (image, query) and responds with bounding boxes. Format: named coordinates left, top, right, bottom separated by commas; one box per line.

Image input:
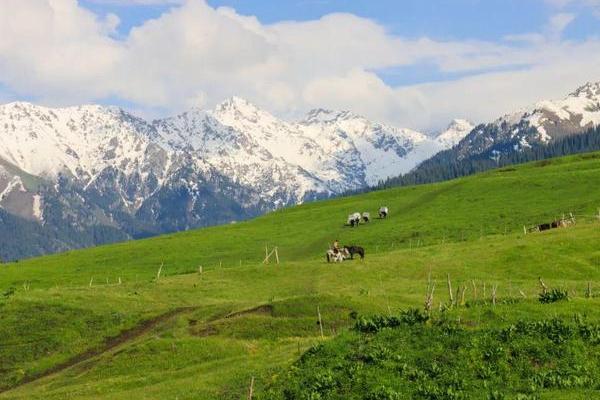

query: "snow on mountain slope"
left=435, top=119, right=474, bottom=148
left=0, top=102, right=178, bottom=213
left=297, top=108, right=445, bottom=186
left=497, top=82, right=600, bottom=147
left=153, top=97, right=452, bottom=197
left=429, top=82, right=600, bottom=165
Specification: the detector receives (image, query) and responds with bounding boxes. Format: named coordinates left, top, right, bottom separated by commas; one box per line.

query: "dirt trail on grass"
left=0, top=306, right=200, bottom=395
left=0, top=303, right=275, bottom=395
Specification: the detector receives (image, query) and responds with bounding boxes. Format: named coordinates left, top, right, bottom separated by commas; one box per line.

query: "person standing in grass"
left=332, top=239, right=340, bottom=254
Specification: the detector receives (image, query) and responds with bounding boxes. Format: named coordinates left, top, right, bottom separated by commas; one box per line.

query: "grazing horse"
left=347, top=212, right=361, bottom=227
left=343, top=245, right=365, bottom=260
left=379, top=206, right=389, bottom=219
left=326, top=248, right=349, bottom=263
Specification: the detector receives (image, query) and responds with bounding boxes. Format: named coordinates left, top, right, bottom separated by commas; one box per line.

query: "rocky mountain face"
left=0, top=98, right=459, bottom=260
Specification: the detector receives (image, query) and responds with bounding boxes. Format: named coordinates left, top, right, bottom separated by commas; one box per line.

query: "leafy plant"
left=539, top=288, right=569, bottom=304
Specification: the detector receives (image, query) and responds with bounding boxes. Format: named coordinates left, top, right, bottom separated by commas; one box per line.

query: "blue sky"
left=2, top=0, right=600, bottom=130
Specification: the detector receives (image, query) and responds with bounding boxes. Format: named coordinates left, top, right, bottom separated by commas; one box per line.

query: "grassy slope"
left=0, top=153, right=599, bottom=399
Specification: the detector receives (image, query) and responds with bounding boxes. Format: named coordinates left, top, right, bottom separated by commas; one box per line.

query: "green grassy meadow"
left=0, top=153, right=600, bottom=399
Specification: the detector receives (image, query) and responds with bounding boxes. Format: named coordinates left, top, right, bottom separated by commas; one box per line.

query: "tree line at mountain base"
left=375, top=125, right=600, bottom=190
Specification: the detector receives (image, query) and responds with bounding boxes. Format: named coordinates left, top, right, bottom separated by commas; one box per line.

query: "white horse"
left=379, top=206, right=389, bottom=219
left=347, top=212, right=361, bottom=227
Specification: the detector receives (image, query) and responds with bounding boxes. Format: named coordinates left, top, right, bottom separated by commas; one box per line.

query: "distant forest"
left=370, top=124, right=600, bottom=191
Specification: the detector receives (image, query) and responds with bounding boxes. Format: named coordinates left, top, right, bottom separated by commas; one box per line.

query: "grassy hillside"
left=1, top=152, right=600, bottom=399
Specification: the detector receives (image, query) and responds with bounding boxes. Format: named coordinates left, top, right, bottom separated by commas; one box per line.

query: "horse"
left=347, top=212, right=361, bottom=227
left=343, top=245, right=365, bottom=260
left=326, top=248, right=349, bottom=263
left=379, top=206, right=388, bottom=219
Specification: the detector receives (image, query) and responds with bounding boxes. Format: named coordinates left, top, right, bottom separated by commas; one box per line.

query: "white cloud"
left=0, top=0, right=599, bottom=132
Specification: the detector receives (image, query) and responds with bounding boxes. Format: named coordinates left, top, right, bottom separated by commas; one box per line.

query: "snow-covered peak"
left=214, top=96, right=266, bottom=121
left=436, top=119, right=474, bottom=148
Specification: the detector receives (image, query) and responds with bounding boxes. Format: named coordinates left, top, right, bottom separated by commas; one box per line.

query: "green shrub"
left=539, top=288, right=569, bottom=304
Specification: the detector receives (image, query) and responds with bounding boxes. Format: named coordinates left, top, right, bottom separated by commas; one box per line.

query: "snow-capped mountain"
left=450, top=82, right=600, bottom=160
left=398, top=82, right=600, bottom=189
left=153, top=97, right=450, bottom=199
left=0, top=98, right=461, bottom=260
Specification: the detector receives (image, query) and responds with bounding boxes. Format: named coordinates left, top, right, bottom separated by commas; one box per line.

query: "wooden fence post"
left=317, top=306, right=324, bottom=339
left=248, top=376, right=255, bottom=400
left=447, top=274, right=454, bottom=306
left=156, top=262, right=163, bottom=281
left=538, top=277, right=548, bottom=295
left=586, top=282, right=592, bottom=298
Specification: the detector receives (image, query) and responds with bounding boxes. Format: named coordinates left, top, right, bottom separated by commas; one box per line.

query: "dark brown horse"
left=343, top=245, right=365, bottom=260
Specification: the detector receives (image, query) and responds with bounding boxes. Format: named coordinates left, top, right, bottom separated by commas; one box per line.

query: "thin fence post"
left=586, top=282, right=592, bottom=298
left=538, top=277, right=548, bottom=295
left=248, top=376, right=255, bottom=400
left=317, top=306, right=324, bottom=339
left=425, top=283, right=435, bottom=313
left=89, top=277, right=93, bottom=288
left=275, top=247, right=280, bottom=265
left=156, top=262, right=163, bottom=281
left=447, top=274, right=454, bottom=306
